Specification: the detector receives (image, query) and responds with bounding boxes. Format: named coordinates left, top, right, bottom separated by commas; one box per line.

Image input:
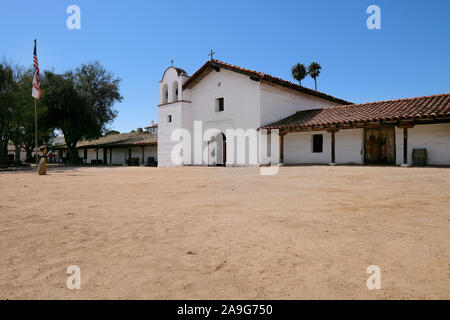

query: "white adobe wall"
left=78, top=148, right=102, bottom=163
left=395, top=127, right=405, bottom=165
left=158, top=68, right=261, bottom=167
left=111, top=148, right=127, bottom=165
left=335, top=129, right=364, bottom=164
left=130, top=147, right=142, bottom=159
left=144, top=146, right=157, bottom=161
left=158, top=101, right=188, bottom=166
left=395, top=123, right=450, bottom=165
left=188, top=69, right=261, bottom=130
left=259, top=82, right=344, bottom=165
left=259, top=82, right=342, bottom=126
left=84, top=148, right=103, bottom=163
left=158, top=66, right=190, bottom=167
left=284, top=131, right=331, bottom=164
left=130, top=146, right=157, bottom=163
left=284, top=128, right=363, bottom=165
left=187, top=69, right=261, bottom=166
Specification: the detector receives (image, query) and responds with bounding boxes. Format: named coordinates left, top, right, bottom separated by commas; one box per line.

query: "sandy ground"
left=0, top=165, right=449, bottom=300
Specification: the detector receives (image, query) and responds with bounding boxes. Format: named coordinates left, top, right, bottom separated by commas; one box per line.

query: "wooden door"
left=364, top=127, right=396, bottom=165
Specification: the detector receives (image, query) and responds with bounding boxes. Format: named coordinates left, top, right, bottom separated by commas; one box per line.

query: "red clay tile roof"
left=182, top=60, right=351, bottom=105
left=52, top=132, right=157, bottom=149
left=260, top=93, right=450, bottom=131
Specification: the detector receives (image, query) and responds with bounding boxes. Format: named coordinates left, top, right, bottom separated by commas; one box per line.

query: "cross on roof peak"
left=170, top=59, right=174, bottom=66
left=208, top=50, right=216, bottom=61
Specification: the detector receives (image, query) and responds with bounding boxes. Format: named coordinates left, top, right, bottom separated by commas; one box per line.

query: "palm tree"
left=291, top=63, right=307, bottom=86
left=307, top=62, right=322, bottom=91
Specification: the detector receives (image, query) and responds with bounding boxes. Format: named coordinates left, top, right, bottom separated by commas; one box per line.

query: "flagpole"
left=34, top=97, right=38, bottom=165
left=33, top=38, right=39, bottom=167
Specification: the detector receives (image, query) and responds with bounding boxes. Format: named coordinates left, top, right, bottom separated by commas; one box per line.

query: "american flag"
left=32, top=39, right=41, bottom=99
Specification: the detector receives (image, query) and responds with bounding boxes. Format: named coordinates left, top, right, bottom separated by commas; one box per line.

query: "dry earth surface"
left=0, top=165, right=449, bottom=299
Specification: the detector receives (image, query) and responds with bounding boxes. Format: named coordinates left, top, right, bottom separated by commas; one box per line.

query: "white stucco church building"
left=158, top=59, right=450, bottom=167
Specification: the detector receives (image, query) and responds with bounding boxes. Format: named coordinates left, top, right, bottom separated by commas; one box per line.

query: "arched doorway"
left=208, top=132, right=226, bottom=166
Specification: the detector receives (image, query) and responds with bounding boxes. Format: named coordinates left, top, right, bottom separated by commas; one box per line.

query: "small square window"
left=215, top=98, right=224, bottom=112
left=167, top=115, right=172, bottom=123
left=312, top=134, right=323, bottom=153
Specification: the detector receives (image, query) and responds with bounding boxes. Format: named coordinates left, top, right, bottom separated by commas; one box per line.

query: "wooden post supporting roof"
left=96, top=148, right=99, bottom=166
left=403, top=128, right=408, bottom=165
left=141, top=146, right=145, bottom=166
left=326, top=128, right=339, bottom=165
left=398, top=123, right=414, bottom=167
left=109, top=148, right=112, bottom=166
left=331, top=131, right=336, bottom=164
left=279, top=134, right=284, bottom=164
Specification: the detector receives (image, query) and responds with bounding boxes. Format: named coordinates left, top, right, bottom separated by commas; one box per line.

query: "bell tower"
left=159, top=66, right=189, bottom=105
left=157, top=64, right=191, bottom=167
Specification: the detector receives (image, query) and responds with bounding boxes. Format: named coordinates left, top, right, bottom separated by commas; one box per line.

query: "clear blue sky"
left=1, top=0, right=449, bottom=132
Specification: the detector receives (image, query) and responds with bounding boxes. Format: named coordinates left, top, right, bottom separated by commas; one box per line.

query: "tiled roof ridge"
left=260, top=92, right=450, bottom=130
left=316, top=92, right=450, bottom=112
left=182, top=59, right=351, bottom=105
left=50, top=131, right=158, bottom=149
left=209, top=60, right=449, bottom=108
left=210, top=59, right=350, bottom=104
left=210, top=59, right=265, bottom=77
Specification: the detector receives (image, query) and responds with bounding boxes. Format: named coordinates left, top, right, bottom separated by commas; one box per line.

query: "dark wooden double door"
left=364, top=127, right=396, bottom=165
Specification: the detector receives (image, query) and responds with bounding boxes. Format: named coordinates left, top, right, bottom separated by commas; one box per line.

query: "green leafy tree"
left=291, top=63, right=307, bottom=86
left=0, top=62, right=17, bottom=167
left=43, top=61, right=122, bottom=164
left=9, top=68, right=54, bottom=163
left=7, top=67, right=30, bottom=164
left=307, top=62, right=322, bottom=91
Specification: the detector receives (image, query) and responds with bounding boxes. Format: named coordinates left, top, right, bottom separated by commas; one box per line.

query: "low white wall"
left=284, top=128, right=363, bottom=165
left=284, top=131, right=331, bottom=164
left=110, top=146, right=158, bottom=165
left=77, top=146, right=157, bottom=165
left=130, top=147, right=157, bottom=163
left=130, top=147, right=142, bottom=160
left=111, top=148, right=127, bottom=165
left=396, top=123, right=450, bottom=165
left=81, top=149, right=103, bottom=164
left=144, top=146, right=158, bottom=162
left=335, top=129, right=363, bottom=164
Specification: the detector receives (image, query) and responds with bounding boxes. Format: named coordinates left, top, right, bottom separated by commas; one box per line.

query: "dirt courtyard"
left=0, top=165, right=449, bottom=299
